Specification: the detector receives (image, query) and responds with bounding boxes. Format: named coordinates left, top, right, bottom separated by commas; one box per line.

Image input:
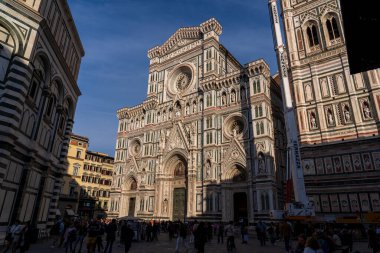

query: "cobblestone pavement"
left=11, top=234, right=372, bottom=253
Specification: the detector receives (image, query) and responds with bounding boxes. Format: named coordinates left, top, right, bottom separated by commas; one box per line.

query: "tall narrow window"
left=29, top=81, right=38, bottom=99
left=312, top=25, right=319, bottom=46
left=306, top=24, right=319, bottom=47
left=326, top=19, right=334, bottom=41
left=206, top=94, right=212, bottom=107
left=257, top=105, right=263, bottom=117
left=45, top=96, right=55, bottom=117
left=327, top=17, right=340, bottom=41
left=296, top=29, right=304, bottom=50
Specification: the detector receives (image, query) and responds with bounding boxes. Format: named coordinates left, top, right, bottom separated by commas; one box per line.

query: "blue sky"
left=68, top=0, right=279, bottom=156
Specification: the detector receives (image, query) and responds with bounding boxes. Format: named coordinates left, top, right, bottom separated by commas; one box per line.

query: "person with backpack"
left=103, top=219, right=117, bottom=253
left=64, top=222, right=77, bottom=253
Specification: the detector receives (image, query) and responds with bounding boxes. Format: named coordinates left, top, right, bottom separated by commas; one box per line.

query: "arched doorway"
left=234, top=192, right=248, bottom=222
left=223, top=164, right=249, bottom=222
left=172, top=160, right=187, bottom=221
left=128, top=178, right=137, bottom=217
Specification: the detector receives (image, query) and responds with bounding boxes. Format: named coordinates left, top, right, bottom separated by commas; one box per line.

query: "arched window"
left=258, top=105, right=263, bottom=117
left=256, top=80, right=261, bottom=93
left=45, top=96, right=55, bottom=118
left=306, top=24, right=320, bottom=47
left=255, top=106, right=258, bottom=118
left=130, top=179, right=137, bottom=190
left=260, top=122, right=264, bottom=134
left=326, top=16, right=340, bottom=41
left=256, top=122, right=260, bottom=135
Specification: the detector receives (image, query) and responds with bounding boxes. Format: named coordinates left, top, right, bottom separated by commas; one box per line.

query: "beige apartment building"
left=60, top=134, right=114, bottom=219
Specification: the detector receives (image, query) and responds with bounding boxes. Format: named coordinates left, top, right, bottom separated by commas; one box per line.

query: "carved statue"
left=205, top=161, right=211, bottom=179
left=363, top=102, right=372, bottom=119
left=327, top=110, right=334, bottom=125
left=222, top=93, right=227, bottom=105
left=344, top=106, right=351, bottom=122
left=231, top=91, right=236, bottom=103
left=185, top=104, right=190, bottom=115
left=163, top=199, right=168, bottom=213
left=310, top=113, right=317, bottom=129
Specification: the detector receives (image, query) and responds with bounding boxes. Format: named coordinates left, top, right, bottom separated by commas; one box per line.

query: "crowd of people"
left=2, top=217, right=380, bottom=253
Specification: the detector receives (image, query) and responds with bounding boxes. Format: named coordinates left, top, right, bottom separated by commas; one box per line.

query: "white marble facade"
left=109, top=19, right=286, bottom=222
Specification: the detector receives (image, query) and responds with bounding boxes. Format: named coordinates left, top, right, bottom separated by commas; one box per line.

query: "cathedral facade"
left=109, top=19, right=286, bottom=222
left=281, top=0, right=380, bottom=215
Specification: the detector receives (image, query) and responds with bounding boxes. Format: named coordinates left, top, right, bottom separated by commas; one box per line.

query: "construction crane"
left=268, top=0, right=315, bottom=218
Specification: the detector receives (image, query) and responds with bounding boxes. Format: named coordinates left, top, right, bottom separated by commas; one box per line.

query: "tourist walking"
left=194, top=222, right=207, bottom=253
left=87, top=220, right=100, bottom=253
left=19, top=222, right=32, bottom=253
left=3, top=220, right=25, bottom=253
left=64, top=222, right=77, bottom=253
left=256, top=220, right=267, bottom=246
left=217, top=222, right=224, bottom=244
left=104, top=219, right=117, bottom=253
left=225, top=221, right=235, bottom=252
left=280, top=220, right=292, bottom=253
left=124, top=223, right=134, bottom=253
left=96, top=220, right=105, bottom=252
left=175, top=222, right=188, bottom=253
left=73, top=220, right=87, bottom=253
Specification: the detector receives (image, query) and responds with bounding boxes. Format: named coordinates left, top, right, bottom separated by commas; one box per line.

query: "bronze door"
left=128, top=197, right=136, bottom=217
left=172, top=188, right=186, bottom=221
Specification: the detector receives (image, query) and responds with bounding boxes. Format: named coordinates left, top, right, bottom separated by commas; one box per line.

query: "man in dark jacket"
left=124, top=223, right=134, bottom=253
left=104, top=219, right=117, bottom=253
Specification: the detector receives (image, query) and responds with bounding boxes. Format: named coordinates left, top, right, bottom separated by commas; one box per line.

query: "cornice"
left=117, top=96, right=158, bottom=119
left=147, top=18, right=222, bottom=59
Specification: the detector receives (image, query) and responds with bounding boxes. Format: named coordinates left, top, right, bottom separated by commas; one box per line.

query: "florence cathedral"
left=109, top=18, right=287, bottom=222
left=110, top=0, right=380, bottom=222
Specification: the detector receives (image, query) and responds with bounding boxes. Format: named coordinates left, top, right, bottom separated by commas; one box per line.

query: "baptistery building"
left=0, top=0, right=84, bottom=242
left=109, top=19, right=287, bottom=222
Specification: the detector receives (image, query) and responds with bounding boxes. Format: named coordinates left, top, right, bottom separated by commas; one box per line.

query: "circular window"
left=168, top=65, right=193, bottom=95
left=130, top=139, right=141, bottom=156
left=223, top=114, right=247, bottom=138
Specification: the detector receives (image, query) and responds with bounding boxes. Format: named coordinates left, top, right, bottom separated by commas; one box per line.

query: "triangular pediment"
left=164, top=122, right=189, bottom=154
left=222, top=138, right=246, bottom=166
left=148, top=18, right=222, bottom=59
left=164, top=38, right=200, bottom=54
